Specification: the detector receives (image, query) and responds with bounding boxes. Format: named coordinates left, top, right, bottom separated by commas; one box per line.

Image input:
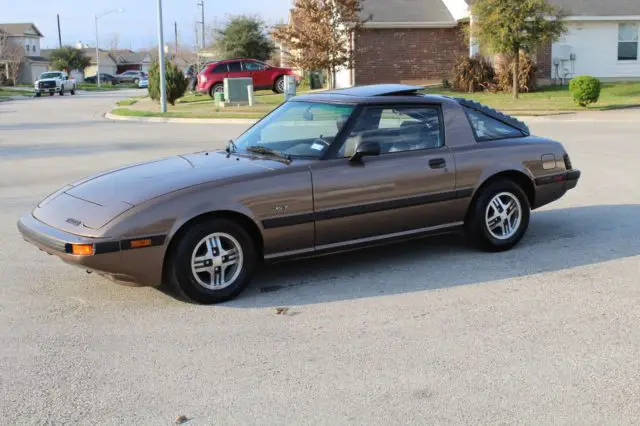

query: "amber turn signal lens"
left=130, top=239, right=152, bottom=249
left=71, top=244, right=94, bottom=256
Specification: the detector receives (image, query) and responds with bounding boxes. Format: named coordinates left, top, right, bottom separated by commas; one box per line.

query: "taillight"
left=563, top=153, right=572, bottom=170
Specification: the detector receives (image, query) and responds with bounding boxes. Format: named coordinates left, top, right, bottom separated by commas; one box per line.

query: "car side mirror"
left=350, top=141, right=380, bottom=163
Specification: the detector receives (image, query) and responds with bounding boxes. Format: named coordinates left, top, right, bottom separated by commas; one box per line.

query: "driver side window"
left=338, top=105, right=443, bottom=157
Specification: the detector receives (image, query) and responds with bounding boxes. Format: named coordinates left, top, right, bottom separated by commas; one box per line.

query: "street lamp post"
left=156, top=0, right=167, bottom=112
left=95, top=8, right=123, bottom=87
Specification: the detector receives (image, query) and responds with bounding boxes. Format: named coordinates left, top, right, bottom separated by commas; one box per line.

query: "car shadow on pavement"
left=225, top=204, right=640, bottom=308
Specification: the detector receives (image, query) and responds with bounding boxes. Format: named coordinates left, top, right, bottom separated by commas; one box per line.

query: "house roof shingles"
left=0, top=23, right=43, bottom=37
left=360, top=0, right=455, bottom=23
left=41, top=48, right=116, bottom=65
left=547, top=0, right=640, bottom=16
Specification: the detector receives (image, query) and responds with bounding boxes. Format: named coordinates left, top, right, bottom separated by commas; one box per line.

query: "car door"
left=242, top=60, right=270, bottom=90
left=309, top=104, right=458, bottom=248
left=225, top=60, right=246, bottom=80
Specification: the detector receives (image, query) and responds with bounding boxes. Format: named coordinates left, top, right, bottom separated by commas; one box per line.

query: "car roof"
left=290, top=84, right=458, bottom=106
left=290, top=84, right=531, bottom=135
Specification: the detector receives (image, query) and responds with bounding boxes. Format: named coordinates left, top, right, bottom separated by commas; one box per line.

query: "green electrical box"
left=223, top=78, right=253, bottom=105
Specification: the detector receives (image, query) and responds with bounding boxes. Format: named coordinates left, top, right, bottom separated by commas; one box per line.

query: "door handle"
left=429, top=158, right=446, bottom=169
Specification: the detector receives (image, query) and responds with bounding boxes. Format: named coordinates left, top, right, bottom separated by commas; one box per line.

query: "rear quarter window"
left=463, top=106, right=526, bottom=141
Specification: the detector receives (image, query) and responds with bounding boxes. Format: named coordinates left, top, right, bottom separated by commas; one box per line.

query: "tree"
left=148, top=60, right=187, bottom=106
left=272, top=0, right=370, bottom=89
left=49, top=46, right=91, bottom=73
left=470, top=0, right=567, bottom=99
left=213, top=15, right=275, bottom=61
left=0, top=30, right=24, bottom=84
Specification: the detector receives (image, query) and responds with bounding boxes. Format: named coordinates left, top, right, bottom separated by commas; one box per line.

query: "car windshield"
left=232, top=101, right=356, bottom=158
left=40, top=72, right=61, bottom=79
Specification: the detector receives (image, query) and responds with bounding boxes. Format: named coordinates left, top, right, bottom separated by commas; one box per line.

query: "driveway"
left=1, top=92, right=639, bottom=425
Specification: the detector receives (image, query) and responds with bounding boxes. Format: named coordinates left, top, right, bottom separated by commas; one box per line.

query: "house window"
left=618, top=23, right=639, bottom=61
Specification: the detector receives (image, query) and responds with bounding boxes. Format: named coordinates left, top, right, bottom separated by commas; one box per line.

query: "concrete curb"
left=104, top=111, right=259, bottom=125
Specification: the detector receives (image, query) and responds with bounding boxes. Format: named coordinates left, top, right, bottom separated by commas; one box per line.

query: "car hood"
left=36, top=78, right=60, bottom=82
left=32, top=151, right=292, bottom=235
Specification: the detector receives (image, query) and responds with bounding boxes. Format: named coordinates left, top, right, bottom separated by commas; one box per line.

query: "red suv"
left=196, top=58, right=299, bottom=97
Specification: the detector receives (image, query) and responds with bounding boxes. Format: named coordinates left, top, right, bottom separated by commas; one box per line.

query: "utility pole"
left=57, top=14, right=62, bottom=47
left=197, top=0, right=205, bottom=50
left=156, top=0, right=167, bottom=113
left=174, top=21, right=178, bottom=55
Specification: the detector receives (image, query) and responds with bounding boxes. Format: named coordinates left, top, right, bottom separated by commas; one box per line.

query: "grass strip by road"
left=116, top=98, right=139, bottom=106
left=0, top=88, right=33, bottom=98
left=111, top=90, right=294, bottom=120
left=77, top=83, right=140, bottom=91
left=110, top=81, right=640, bottom=120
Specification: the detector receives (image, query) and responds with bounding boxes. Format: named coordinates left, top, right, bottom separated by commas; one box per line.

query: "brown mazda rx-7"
left=17, top=84, right=581, bottom=304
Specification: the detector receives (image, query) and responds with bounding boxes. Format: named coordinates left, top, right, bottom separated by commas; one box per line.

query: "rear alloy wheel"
left=465, top=179, right=530, bottom=252
left=274, top=76, right=285, bottom=94
left=166, top=219, right=257, bottom=304
left=209, top=83, right=224, bottom=98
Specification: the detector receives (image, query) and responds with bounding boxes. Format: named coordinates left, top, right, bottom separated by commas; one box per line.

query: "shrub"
left=495, top=52, right=538, bottom=93
left=148, top=59, right=188, bottom=106
left=569, top=75, right=601, bottom=107
left=451, top=56, right=495, bottom=93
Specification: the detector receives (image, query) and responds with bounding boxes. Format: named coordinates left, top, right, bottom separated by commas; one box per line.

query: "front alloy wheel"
left=190, top=232, right=243, bottom=290
left=166, top=218, right=257, bottom=304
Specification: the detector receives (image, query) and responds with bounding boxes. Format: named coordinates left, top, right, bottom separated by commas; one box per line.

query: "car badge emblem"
left=65, top=218, right=82, bottom=226
left=273, top=205, right=288, bottom=214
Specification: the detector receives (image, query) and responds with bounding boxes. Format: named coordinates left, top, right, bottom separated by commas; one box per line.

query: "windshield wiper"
left=246, top=145, right=292, bottom=162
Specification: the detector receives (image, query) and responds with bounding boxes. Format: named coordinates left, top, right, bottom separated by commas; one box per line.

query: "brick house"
left=279, top=0, right=640, bottom=88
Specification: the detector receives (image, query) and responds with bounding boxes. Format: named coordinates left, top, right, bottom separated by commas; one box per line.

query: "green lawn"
left=116, top=98, right=138, bottom=106
left=0, top=88, right=32, bottom=98
left=425, top=81, right=640, bottom=115
left=111, top=89, right=302, bottom=119
left=110, top=82, right=640, bottom=120
left=77, top=82, right=140, bottom=91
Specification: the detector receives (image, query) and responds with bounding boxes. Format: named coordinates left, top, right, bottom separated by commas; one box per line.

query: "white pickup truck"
left=34, top=70, right=76, bottom=97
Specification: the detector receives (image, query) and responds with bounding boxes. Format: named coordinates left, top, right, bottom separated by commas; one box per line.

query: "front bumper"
left=17, top=213, right=167, bottom=287
left=35, top=86, right=60, bottom=93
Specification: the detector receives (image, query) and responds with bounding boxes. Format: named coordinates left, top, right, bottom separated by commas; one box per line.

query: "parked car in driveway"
left=196, top=58, right=300, bottom=97
left=84, top=73, right=118, bottom=85
left=115, top=70, right=147, bottom=84
left=17, top=84, right=581, bottom=304
left=34, top=71, right=76, bottom=96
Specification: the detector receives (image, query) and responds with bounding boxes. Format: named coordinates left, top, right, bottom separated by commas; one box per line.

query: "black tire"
left=34, top=92, right=41, bottom=97
left=70, top=86, right=75, bottom=95
left=464, top=179, right=530, bottom=252
left=49, top=92, right=54, bottom=96
left=273, top=76, right=285, bottom=94
left=166, top=218, right=258, bottom=304
left=209, top=83, right=223, bottom=99
left=59, top=87, right=64, bottom=96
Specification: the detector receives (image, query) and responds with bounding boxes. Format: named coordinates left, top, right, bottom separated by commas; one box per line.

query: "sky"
left=1, top=0, right=293, bottom=51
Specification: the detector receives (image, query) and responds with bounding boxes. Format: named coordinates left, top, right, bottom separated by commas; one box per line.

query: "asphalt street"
left=1, top=89, right=639, bottom=425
